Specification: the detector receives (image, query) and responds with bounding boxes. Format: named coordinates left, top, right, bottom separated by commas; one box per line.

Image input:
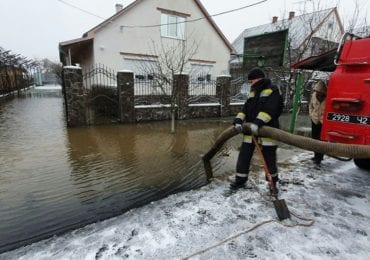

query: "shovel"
left=252, top=136, right=291, bottom=221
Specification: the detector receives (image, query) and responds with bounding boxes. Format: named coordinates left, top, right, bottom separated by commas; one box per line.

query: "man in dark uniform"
left=230, top=68, right=282, bottom=195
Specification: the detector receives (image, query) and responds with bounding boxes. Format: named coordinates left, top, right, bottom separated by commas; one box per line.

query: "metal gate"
left=82, top=64, right=119, bottom=124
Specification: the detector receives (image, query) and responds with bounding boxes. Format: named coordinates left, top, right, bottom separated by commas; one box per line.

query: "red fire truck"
left=292, top=32, right=370, bottom=169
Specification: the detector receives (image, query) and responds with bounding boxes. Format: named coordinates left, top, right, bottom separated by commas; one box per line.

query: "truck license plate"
left=327, top=112, right=370, bottom=125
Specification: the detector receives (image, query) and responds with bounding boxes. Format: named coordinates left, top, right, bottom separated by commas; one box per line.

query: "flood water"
left=0, top=93, right=235, bottom=253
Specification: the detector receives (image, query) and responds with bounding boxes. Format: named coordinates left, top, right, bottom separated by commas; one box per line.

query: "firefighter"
left=309, top=80, right=327, bottom=165
left=230, top=68, right=282, bottom=195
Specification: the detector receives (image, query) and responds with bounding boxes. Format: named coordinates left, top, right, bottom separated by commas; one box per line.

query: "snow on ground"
left=34, top=84, right=61, bottom=90
left=1, top=147, right=370, bottom=260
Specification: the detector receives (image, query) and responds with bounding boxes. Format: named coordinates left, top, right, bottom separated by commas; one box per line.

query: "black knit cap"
left=247, top=68, right=265, bottom=80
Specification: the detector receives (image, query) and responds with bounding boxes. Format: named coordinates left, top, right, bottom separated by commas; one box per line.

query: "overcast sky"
left=0, top=0, right=369, bottom=62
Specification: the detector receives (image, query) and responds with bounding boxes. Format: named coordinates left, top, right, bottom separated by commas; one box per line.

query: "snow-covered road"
left=1, top=146, right=369, bottom=260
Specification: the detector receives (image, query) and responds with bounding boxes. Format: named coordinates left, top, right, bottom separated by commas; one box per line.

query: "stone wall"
left=63, top=67, right=242, bottom=126
left=63, top=66, right=89, bottom=127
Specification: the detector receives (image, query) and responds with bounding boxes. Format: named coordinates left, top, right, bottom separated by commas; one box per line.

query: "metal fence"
left=188, top=78, right=219, bottom=104
left=81, top=64, right=119, bottom=123
left=82, top=63, right=117, bottom=91
left=134, top=78, right=172, bottom=96
left=189, top=79, right=216, bottom=96
left=230, top=71, right=248, bottom=103
left=134, top=78, right=172, bottom=106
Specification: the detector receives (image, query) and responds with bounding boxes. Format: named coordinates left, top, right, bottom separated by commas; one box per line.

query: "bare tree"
left=343, top=0, right=370, bottom=36
left=263, top=0, right=343, bottom=111
left=264, top=0, right=369, bottom=130
left=38, top=58, right=63, bottom=84
left=137, top=37, right=199, bottom=133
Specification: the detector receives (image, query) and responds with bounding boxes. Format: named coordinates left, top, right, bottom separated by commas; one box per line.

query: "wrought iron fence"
left=187, top=77, right=219, bottom=104
left=230, top=73, right=248, bottom=104
left=134, top=78, right=172, bottom=106
left=82, top=64, right=119, bottom=123
left=134, top=78, right=172, bottom=96
left=82, top=63, right=117, bottom=91
left=189, top=78, right=216, bottom=96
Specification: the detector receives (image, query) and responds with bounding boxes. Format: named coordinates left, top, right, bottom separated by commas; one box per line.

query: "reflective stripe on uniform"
left=257, top=111, right=272, bottom=123
left=261, top=141, right=276, bottom=146
left=260, top=88, right=273, bottom=97
left=236, top=173, right=248, bottom=177
left=236, top=112, right=246, bottom=120
left=243, top=135, right=276, bottom=146
left=243, top=135, right=252, bottom=143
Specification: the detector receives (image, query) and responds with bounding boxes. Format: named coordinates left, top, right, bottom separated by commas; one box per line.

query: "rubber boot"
left=230, top=176, right=247, bottom=190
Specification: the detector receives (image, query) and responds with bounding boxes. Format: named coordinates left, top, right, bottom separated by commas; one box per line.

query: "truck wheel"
left=354, top=158, right=370, bottom=170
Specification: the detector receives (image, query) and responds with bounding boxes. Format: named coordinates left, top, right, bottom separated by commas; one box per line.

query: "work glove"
left=234, top=123, right=243, bottom=133
left=250, top=123, right=259, bottom=136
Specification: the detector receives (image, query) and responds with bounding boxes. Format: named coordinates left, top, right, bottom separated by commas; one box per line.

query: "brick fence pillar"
left=174, top=74, right=189, bottom=120
left=216, top=75, right=231, bottom=117
left=63, top=66, right=89, bottom=127
left=117, top=70, right=135, bottom=123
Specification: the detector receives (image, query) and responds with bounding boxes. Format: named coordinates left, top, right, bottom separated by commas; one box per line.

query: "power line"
left=56, top=0, right=268, bottom=28
left=56, top=0, right=105, bottom=20
left=122, top=0, right=268, bottom=28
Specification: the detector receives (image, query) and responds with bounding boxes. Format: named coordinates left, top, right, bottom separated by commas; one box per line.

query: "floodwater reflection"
left=0, top=95, right=235, bottom=253
left=66, top=121, right=215, bottom=207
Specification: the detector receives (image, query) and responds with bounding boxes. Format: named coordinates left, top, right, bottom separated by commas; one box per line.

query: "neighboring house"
left=230, top=8, right=344, bottom=113
left=59, top=0, right=233, bottom=82
left=232, top=7, right=344, bottom=67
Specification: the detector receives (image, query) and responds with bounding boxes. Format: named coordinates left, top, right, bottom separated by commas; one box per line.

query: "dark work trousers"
left=311, top=120, right=324, bottom=162
left=236, top=142, right=278, bottom=181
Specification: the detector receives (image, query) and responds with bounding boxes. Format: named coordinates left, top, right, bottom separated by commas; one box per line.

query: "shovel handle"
left=252, top=136, right=278, bottom=196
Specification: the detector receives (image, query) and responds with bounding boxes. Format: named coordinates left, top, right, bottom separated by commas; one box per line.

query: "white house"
left=59, top=0, right=234, bottom=81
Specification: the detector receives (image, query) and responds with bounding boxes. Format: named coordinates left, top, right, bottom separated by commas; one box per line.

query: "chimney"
left=272, top=16, right=278, bottom=23
left=115, top=3, right=123, bottom=13
left=289, top=11, right=295, bottom=20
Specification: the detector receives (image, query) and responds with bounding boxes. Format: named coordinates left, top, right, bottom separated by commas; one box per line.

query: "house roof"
left=291, top=47, right=337, bottom=72
left=59, top=36, right=94, bottom=63
left=81, top=0, right=234, bottom=52
left=232, top=7, right=343, bottom=54
left=59, top=35, right=94, bottom=47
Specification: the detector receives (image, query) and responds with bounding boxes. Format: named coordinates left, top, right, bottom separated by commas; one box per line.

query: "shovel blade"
left=273, top=199, right=291, bottom=220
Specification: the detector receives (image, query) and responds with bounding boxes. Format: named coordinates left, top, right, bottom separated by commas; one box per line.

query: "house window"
left=161, top=13, right=185, bottom=40
left=124, top=58, right=157, bottom=80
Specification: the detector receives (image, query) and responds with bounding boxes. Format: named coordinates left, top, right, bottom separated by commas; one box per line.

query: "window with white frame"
left=160, top=13, right=185, bottom=40
left=123, top=58, right=157, bottom=80
left=123, top=58, right=172, bottom=95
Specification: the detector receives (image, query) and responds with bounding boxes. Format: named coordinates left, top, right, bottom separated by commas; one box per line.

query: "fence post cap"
left=63, top=65, right=81, bottom=70
left=118, top=70, right=134, bottom=73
